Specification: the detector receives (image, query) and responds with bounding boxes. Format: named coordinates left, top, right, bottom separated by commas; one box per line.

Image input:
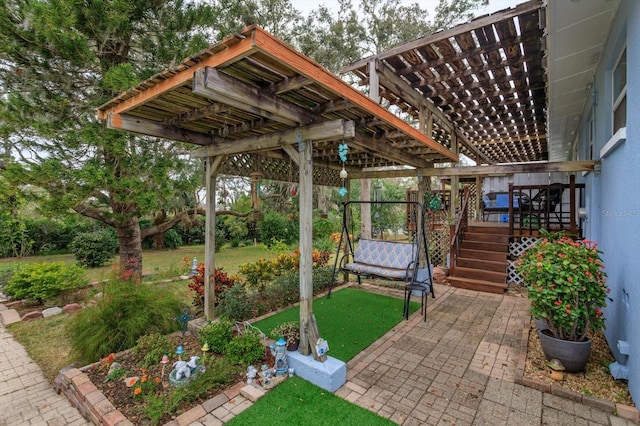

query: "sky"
left=293, top=0, right=523, bottom=19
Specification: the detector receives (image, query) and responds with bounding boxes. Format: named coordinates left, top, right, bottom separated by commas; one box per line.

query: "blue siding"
left=577, top=0, right=640, bottom=404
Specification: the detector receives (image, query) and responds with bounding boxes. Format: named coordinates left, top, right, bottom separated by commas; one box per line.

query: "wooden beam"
left=199, top=67, right=315, bottom=125
left=250, top=29, right=458, bottom=162
left=204, top=155, right=225, bottom=320
left=340, top=0, right=542, bottom=73
left=298, top=140, right=314, bottom=356
left=376, top=62, right=492, bottom=165
left=350, top=161, right=598, bottom=179
left=97, top=32, right=256, bottom=120
left=191, top=119, right=355, bottom=158
left=352, top=133, right=432, bottom=169
left=107, top=113, right=212, bottom=145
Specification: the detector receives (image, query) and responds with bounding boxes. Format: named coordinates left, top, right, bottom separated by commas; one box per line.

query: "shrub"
left=71, top=229, right=118, bottom=267
left=224, top=330, right=264, bottom=365
left=313, top=217, right=335, bottom=241
left=312, top=266, right=334, bottom=294
left=216, top=284, right=253, bottom=321
left=4, top=262, right=87, bottom=303
left=163, top=229, right=182, bottom=249
left=198, top=318, right=234, bottom=354
left=134, top=333, right=175, bottom=369
left=0, top=267, right=15, bottom=289
left=70, top=280, right=184, bottom=364
left=188, top=263, right=241, bottom=312
left=259, top=211, right=293, bottom=245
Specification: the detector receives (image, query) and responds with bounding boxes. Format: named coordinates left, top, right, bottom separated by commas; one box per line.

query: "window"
left=613, top=48, right=627, bottom=134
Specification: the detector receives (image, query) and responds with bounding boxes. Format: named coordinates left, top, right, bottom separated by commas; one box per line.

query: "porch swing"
left=328, top=200, right=435, bottom=321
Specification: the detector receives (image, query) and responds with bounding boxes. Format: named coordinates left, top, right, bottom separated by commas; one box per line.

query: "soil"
left=84, top=333, right=274, bottom=425
left=523, top=320, right=634, bottom=406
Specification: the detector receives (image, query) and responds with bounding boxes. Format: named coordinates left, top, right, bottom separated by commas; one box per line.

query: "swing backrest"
left=353, top=239, right=418, bottom=270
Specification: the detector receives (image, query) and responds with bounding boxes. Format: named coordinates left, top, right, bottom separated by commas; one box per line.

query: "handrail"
left=449, top=187, right=471, bottom=274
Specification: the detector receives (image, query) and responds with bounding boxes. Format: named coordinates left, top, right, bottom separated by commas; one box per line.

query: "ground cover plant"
left=227, top=376, right=394, bottom=426
left=252, top=287, right=419, bottom=362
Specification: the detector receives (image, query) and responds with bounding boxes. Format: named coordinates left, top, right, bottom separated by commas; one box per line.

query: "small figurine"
left=247, top=366, right=258, bottom=384
left=270, top=337, right=288, bottom=376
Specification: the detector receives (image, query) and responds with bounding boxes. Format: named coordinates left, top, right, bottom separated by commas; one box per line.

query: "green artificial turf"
left=251, top=287, right=419, bottom=362
left=227, top=376, right=394, bottom=426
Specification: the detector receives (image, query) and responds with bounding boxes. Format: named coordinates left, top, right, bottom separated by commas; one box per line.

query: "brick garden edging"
left=514, top=317, right=640, bottom=424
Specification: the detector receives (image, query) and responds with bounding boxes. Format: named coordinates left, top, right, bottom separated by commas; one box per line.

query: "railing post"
left=569, top=175, right=576, bottom=235
left=508, top=182, right=514, bottom=236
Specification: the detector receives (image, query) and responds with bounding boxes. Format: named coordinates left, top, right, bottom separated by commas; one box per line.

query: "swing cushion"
left=344, top=239, right=417, bottom=280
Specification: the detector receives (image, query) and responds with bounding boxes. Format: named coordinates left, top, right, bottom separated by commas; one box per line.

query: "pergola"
left=97, top=25, right=459, bottom=358
left=97, top=0, right=595, bottom=357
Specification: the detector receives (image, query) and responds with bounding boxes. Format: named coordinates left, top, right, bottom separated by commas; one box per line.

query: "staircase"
left=449, top=224, right=509, bottom=294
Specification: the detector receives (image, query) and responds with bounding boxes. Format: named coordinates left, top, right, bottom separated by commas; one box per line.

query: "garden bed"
left=74, top=332, right=273, bottom=425
left=523, top=321, right=634, bottom=406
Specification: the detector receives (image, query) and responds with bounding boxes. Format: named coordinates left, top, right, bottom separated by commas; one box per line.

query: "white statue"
left=173, top=356, right=200, bottom=380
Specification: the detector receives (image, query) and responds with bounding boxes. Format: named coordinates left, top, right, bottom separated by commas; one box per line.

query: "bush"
left=71, top=229, right=118, bottom=267
left=312, top=266, right=334, bottom=294
left=259, top=211, right=297, bottom=245
left=224, top=330, right=264, bottom=365
left=188, top=264, right=241, bottom=312
left=313, top=217, right=335, bottom=241
left=217, top=284, right=253, bottom=321
left=4, top=262, right=87, bottom=303
left=163, top=229, right=182, bottom=249
left=198, top=318, right=234, bottom=354
left=70, top=280, right=185, bottom=364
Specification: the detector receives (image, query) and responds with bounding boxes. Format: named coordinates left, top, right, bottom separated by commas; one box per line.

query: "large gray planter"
left=538, top=330, right=591, bottom=373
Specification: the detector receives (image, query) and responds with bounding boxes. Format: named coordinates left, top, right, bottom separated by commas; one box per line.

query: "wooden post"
left=204, top=156, right=225, bottom=321
left=297, top=139, right=315, bottom=357
left=361, top=179, right=372, bottom=239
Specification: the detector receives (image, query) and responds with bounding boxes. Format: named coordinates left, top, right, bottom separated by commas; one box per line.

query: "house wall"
left=577, top=0, right=640, bottom=404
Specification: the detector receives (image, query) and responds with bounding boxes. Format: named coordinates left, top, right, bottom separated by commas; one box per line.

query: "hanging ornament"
left=338, top=142, right=349, bottom=197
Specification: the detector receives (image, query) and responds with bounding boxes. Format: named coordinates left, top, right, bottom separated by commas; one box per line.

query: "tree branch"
left=73, top=203, right=116, bottom=227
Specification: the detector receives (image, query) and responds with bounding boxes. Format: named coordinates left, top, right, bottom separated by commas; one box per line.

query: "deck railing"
left=449, top=187, right=471, bottom=275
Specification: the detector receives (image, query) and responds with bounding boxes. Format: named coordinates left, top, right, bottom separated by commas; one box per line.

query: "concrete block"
left=62, top=303, right=82, bottom=314
left=42, top=306, right=63, bottom=317
left=287, top=351, right=346, bottom=392
left=21, top=311, right=44, bottom=321
left=0, top=309, right=21, bottom=325
left=240, top=385, right=265, bottom=402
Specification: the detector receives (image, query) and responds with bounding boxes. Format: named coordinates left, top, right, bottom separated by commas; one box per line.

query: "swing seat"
left=342, top=239, right=417, bottom=281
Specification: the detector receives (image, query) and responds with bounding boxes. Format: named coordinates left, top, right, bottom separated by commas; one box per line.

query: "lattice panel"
left=221, top=153, right=341, bottom=186
left=466, top=183, right=478, bottom=219
left=508, top=237, right=541, bottom=286
left=428, top=226, right=450, bottom=267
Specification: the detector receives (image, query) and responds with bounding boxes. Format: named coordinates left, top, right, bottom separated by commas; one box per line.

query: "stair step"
left=448, top=276, right=507, bottom=294
left=466, top=225, right=510, bottom=235
left=461, top=241, right=509, bottom=252
left=457, top=257, right=508, bottom=273
left=464, top=232, right=509, bottom=244
left=452, top=266, right=506, bottom=283
left=459, top=248, right=507, bottom=262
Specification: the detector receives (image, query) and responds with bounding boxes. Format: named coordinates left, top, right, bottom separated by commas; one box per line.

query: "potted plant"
left=270, top=321, right=300, bottom=351
left=516, top=230, right=609, bottom=372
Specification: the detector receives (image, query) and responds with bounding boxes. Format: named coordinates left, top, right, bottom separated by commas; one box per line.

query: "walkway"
left=0, top=284, right=637, bottom=425
left=0, top=324, right=89, bottom=426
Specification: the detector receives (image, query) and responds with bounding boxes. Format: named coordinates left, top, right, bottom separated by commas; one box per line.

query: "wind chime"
left=338, top=142, right=349, bottom=197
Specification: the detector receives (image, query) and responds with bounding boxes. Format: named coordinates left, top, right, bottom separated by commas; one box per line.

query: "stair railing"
left=449, top=187, right=471, bottom=275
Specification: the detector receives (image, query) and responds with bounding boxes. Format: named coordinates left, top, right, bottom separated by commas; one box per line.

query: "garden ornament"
left=270, top=337, right=288, bottom=376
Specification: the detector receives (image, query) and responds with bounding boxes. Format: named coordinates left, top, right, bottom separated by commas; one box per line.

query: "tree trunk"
left=116, top=217, right=143, bottom=281
left=152, top=210, right=167, bottom=249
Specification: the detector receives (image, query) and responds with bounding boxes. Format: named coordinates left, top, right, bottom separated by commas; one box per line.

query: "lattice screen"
left=428, top=225, right=450, bottom=267
left=466, top=183, right=478, bottom=220
left=508, top=237, right=540, bottom=286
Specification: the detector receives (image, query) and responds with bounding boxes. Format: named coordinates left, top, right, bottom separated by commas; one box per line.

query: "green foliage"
left=0, top=267, right=15, bottom=289
left=224, top=330, right=264, bottom=366
left=163, top=229, right=182, bottom=250
left=71, top=229, right=118, bottom=267
left=198, top=318, right=235, bottom=354
left=104, top=365, right=127, bottom=383
left=133, top=333, right=174, bottom=369
left=259, top=211, right=297, bottom=245
left=70, top=280, right=184, bottom=364
left=188, top=264, right=241, bottom=313
left=217, top=284, right=253, bottom=321
left=312, top=217, right=335, bottom=241
left=23, top=217, right=98, bottom=255
left=4, top=262, right=87, bottom=303
left=516, top=230, right=609, bottom=341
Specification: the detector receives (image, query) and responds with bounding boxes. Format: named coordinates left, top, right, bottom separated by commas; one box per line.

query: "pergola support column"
left=205, top=155, right=225, bottom=320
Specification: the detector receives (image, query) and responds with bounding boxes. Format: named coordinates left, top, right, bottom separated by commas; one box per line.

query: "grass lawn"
left=227, top=377, right=394, bottom=426
left=0, top=244, right=275, bottom=282
left=252, top=287, right=419, bottom=362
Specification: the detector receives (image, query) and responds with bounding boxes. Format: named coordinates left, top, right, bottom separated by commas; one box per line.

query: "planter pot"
left=286, top=340, right=299, bottom=352
left=538, top=329, right=591, bottom=373
left=534, top=318, right=549, bottom=332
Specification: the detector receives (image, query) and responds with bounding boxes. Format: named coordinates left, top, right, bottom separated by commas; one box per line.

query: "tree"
left=0, top=0, right=215, bottom=278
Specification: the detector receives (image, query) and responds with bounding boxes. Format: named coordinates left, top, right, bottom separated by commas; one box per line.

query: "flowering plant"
left=270, top=321, right=300, bottom=346
left=516, top=230, right=609, bottom=341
